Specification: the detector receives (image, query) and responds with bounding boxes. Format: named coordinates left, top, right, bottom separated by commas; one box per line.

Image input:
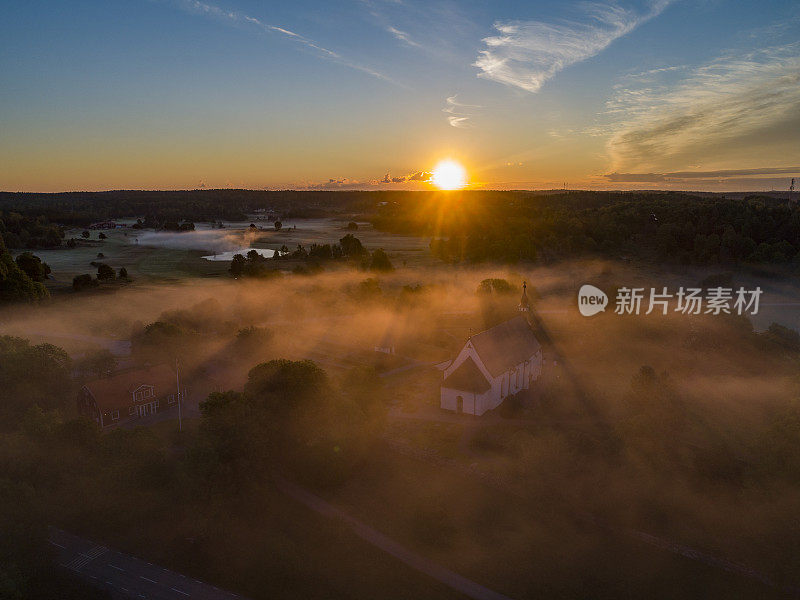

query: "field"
left=24, top=217, right=432, bottom=293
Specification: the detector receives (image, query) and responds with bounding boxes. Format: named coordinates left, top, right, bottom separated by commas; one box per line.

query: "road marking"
left=170, top=587, right=190, bottom=596
left=140, top=576, right=158, bottom=584
left=64, top=545, right=108, bottom=571
left=108, top=564, right=125, bottom=571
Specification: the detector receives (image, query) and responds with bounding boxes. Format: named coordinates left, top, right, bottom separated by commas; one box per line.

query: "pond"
left=201, top=248, right=276, bottom=261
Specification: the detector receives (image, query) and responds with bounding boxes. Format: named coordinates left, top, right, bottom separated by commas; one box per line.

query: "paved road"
left=274, top=475, right=516, bottom=600
left=49, top=529, right=246, bottom=600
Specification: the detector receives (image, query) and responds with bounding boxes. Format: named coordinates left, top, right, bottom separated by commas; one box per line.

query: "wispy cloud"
left=603, top=44, right=800, bottom=172
left=442, top=94, right=481, bottom=128
left=386, top=26, right=421, bottom=48
left=606, top=167, right=800, bottom=182
left=474, top=1, right=672, bottom=93
left=171, top=0, right=398, bottom=84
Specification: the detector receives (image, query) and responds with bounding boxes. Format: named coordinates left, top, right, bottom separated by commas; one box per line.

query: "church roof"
left=442, top=357, right=491, bottom=393
left=469, top=316, right=540, bottom=377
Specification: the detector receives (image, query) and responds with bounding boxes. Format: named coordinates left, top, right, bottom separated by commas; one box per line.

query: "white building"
left=440, top=284, right=542, bottom=416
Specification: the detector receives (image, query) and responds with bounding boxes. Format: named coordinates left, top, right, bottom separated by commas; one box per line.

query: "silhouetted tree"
left=96, top=263, right=115, bottom=281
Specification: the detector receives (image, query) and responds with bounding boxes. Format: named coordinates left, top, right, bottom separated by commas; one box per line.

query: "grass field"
left=24, top=218, right=433, bottom=294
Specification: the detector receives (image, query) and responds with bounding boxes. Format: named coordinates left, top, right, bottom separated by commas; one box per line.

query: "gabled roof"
left=83, top=364, right=175, bottom=412
left=442, top=357, right=491, bottom=393
left=468, top=316, right=540, bottom=377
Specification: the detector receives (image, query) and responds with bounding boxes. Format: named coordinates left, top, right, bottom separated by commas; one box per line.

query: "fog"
left=134, top=227, right=263, bottom=253
left=3, top=259, right=799, bottom=597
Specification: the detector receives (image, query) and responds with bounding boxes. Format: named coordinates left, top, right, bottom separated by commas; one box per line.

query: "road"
left=49, top=529, right=246, bottom=600
left=274, top=474, right=516, bottom=600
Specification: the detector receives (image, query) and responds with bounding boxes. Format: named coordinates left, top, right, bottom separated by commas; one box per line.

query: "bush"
left=96, top=263, right=115, bottom=281
left=72, top=274, right=98, bottom=291
left=476, top=278, right=514, bottom=295
left=369, top=248, right=393, bottom=272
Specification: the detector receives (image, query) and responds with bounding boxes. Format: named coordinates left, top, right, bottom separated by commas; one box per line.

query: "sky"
left=1, top=0, right=799, bottom=192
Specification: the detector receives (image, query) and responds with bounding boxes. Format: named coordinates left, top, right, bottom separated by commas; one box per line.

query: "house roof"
left=468, top=316, right=540, bottom=377
left=442, top=357, right=491, bottom=393
left=83, top=364, right=176, bottom=412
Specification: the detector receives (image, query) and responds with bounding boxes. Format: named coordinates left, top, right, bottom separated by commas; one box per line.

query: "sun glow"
left=431, top=159, right=467, bottom=190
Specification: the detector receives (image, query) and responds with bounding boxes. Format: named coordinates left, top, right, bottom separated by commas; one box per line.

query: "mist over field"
left=3, top=245, right=800, bottom=596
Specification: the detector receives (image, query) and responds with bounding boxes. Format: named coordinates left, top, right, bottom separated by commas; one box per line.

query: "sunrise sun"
left=431, top=159, right=467, bottom=190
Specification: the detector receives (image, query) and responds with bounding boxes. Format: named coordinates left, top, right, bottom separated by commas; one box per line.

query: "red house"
left=78, top=364, right=186, bottom=428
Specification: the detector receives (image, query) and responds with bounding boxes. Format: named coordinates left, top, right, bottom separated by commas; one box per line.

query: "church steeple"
left=518, top=281, right=530, bottom=313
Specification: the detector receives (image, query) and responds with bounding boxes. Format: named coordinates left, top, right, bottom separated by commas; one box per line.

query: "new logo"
left=578, top=284, right=608, bottom=317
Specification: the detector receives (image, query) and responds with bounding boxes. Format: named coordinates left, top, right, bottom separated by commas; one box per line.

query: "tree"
left=78, top=348, right=117, bottom=377
left=194, top=358, right=376, bottom=486
left=339, top=234, right=365, bottom=257
left=234, top=326, right=271, bottom=351
left=191, top=391, right=269, bottom=485
left=81, top=231, right=90, bottom=239
left=0, top=336, right=71, bottom=428
left=14, top=252, right=50, bottom=282
left=274, top=220, right=282, bottom=231
left=72, top=274, right=97, bottom=291
left=96, top=263, right=115, bottom=281
left=476, top=278, right=515, bottom=295
left=230, top=253, right=246, bottom=277
left=346, top=221, right=358, bottom=231
left=244, top=359, right=327, bottom=416
left=66, top=238, right=77, bottom=248
left=0, top=240, right=48, bottom=303
left=369, top=248, right=394, bottom=272
left=98, top=232, right=107, bottom=240
left=118, top=267, right=129, bottom=280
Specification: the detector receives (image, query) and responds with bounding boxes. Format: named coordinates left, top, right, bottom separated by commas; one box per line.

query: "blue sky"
left=1, top=0, right=798, bottom=191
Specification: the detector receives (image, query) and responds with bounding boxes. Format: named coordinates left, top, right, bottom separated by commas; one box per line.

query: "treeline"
left=0, top=190, right=396, bottom=227
left=374, top=191, right=800, bottom=265
left=0, top=212, right=63, bottom=249
left=230, top=234, right=393, bottom=278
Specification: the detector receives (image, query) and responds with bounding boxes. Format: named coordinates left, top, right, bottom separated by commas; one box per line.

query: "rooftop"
left=442, top=356, right=491, bottom=393
left=83, top=364, right=176, bottom=412
left=468, top=316, right=540, bottom=377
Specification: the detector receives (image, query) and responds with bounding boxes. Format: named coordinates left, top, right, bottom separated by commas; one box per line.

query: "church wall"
left=441, top=387, right=490, bottom=415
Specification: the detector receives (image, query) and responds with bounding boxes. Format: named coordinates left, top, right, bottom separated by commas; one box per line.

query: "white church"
left=440, top=283, right=543, bottom=416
